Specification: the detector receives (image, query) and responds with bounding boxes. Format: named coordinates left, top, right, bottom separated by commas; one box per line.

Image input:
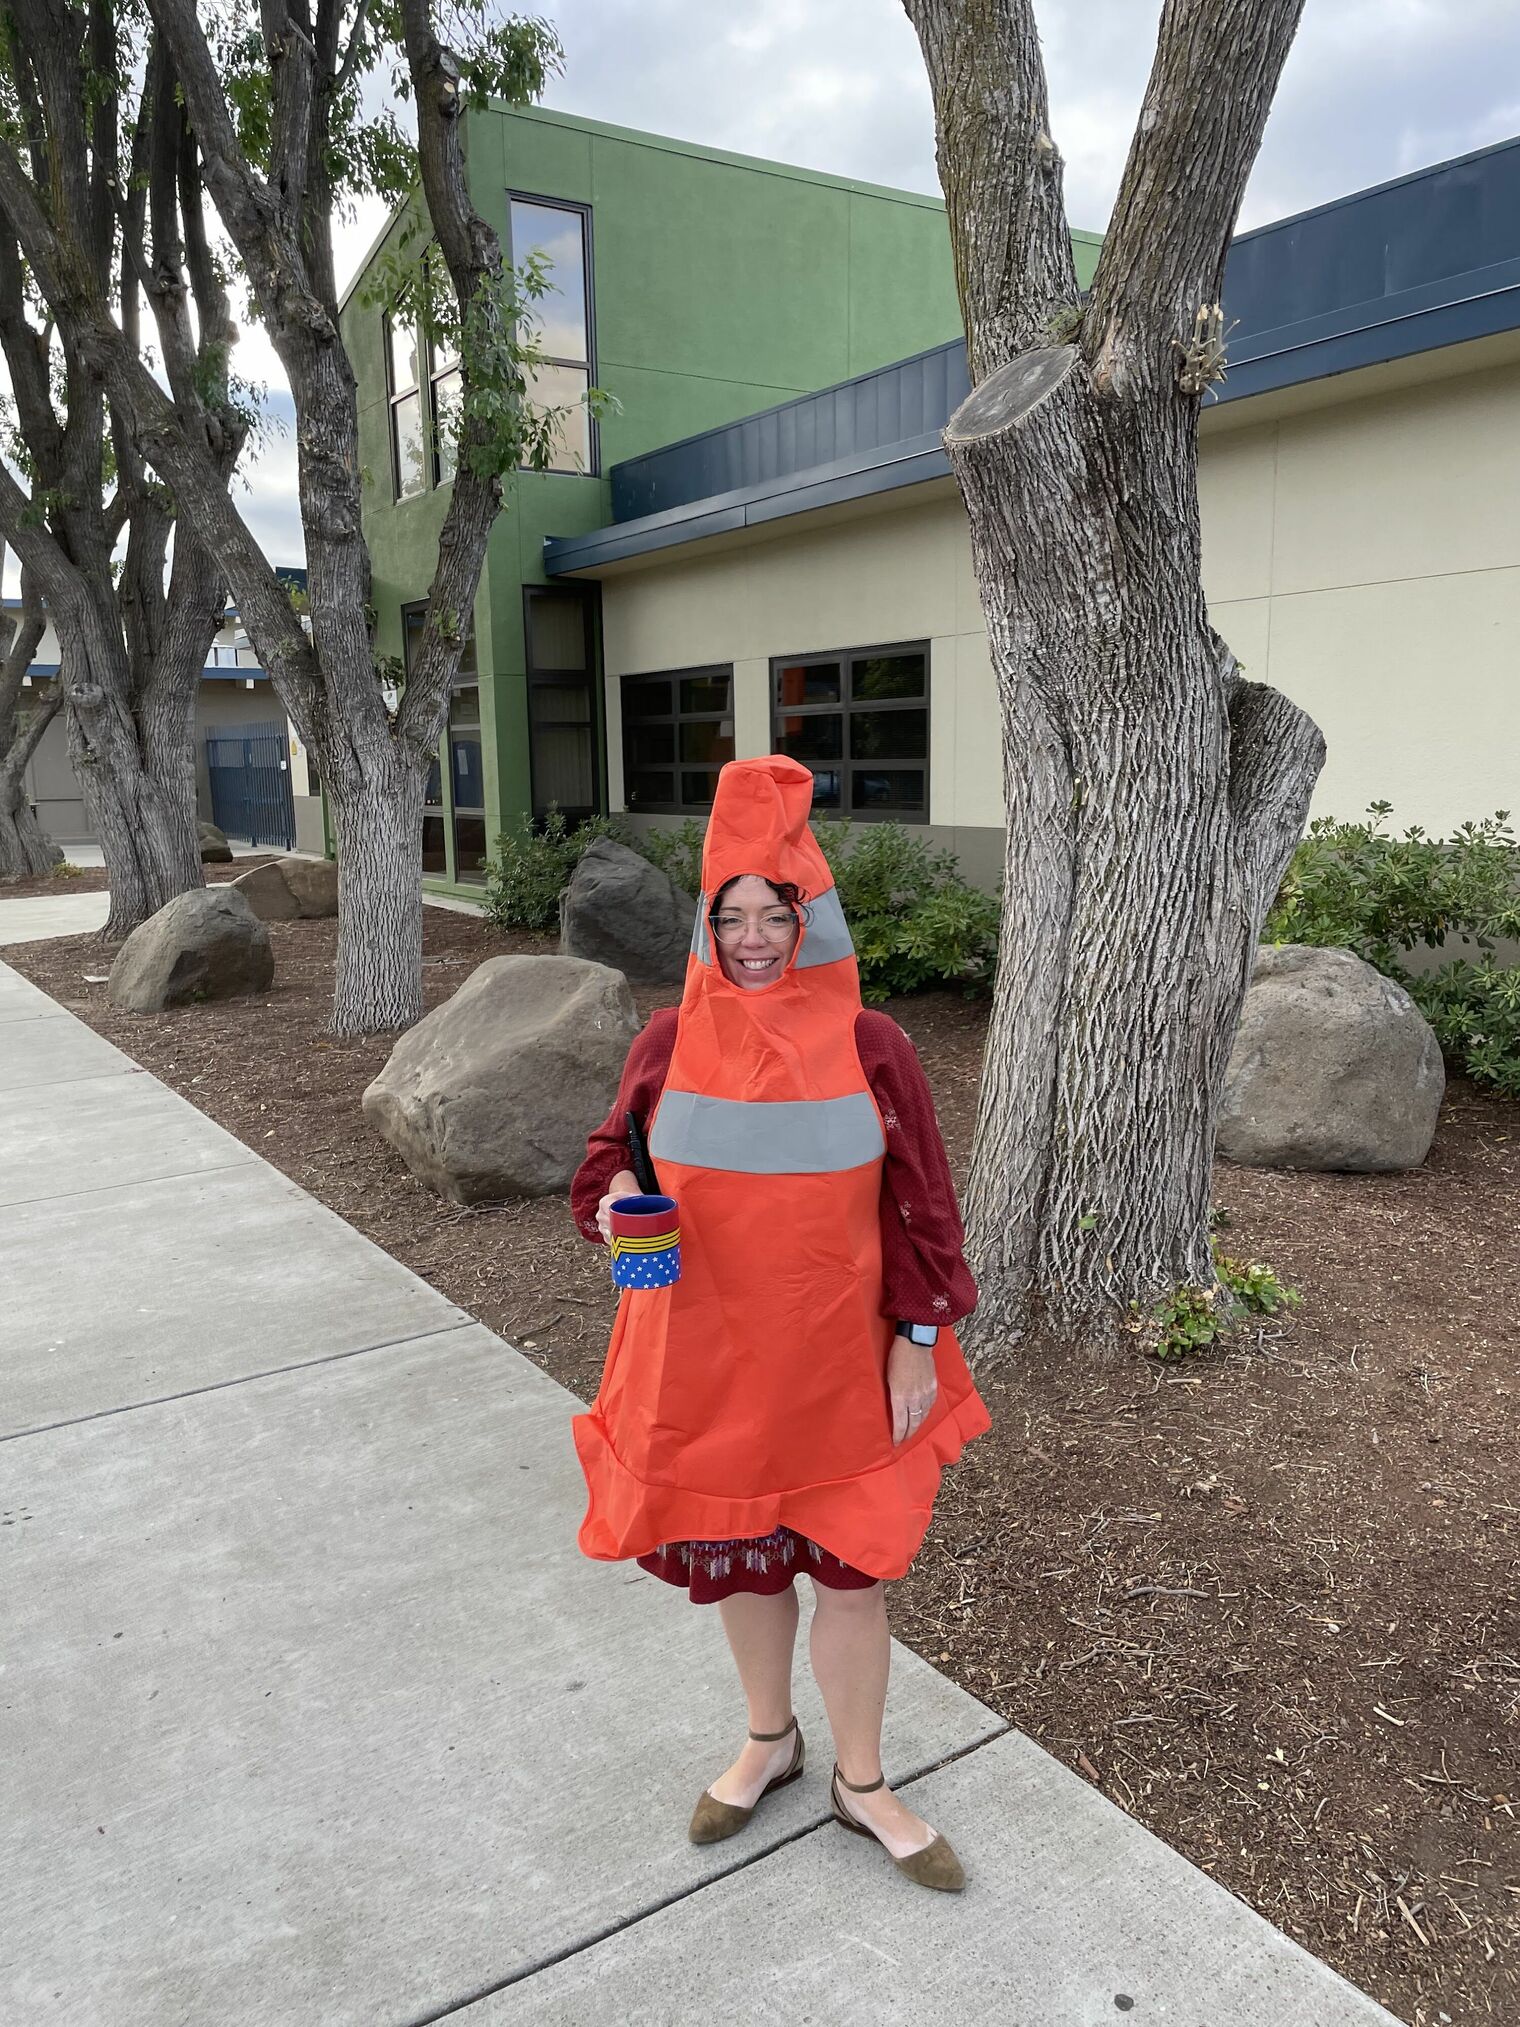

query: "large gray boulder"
left=233, top=853, right=339, bottom=921
left=560, top=837, right=696, bottom=983
left=1218, top=943, right=1444, bottom=1172
left=362, top=955, right=640, bottom=1203
left=109, top=886, right=274, bottom=1013
left=197, top=820, right=233, bottom=865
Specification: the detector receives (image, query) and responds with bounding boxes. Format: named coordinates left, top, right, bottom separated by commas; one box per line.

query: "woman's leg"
left=704, top=1584, right=802, bottom=1805
left=808, top=1579, right=939, bottom=1857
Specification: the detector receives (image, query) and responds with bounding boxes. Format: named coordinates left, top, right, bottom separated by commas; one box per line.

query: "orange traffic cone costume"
left=571, top=755, right=990, bottom=1582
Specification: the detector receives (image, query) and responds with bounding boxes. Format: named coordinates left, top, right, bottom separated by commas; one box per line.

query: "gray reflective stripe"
left=688, top=884, right=853, bottom=969
left=792, top=885, right=853, bottom=968
left=650, top=1089, right=884, bottom=1173
left=690, top=893, right=711, bottom=964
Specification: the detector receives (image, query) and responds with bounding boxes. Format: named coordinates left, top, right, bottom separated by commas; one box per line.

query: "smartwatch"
left=897, top=1320, right=939, bottom=1348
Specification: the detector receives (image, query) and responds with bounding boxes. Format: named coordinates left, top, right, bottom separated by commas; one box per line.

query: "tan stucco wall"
left=1200, top=355, right=1519, bottom=836
left=597, top=347, right=1520, bottom=857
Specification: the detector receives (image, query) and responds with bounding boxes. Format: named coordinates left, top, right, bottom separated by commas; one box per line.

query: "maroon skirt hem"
left=636, top=1524, right=881, bottom=1604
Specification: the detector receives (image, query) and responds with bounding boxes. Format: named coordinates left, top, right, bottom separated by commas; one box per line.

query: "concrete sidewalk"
left=0, top=956, right=1403, bottom=2026
left=0, top=841, right=273, bottom=947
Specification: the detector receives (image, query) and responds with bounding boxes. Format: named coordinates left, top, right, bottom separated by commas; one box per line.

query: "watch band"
left=897, top=1320, right=939, bottom=1347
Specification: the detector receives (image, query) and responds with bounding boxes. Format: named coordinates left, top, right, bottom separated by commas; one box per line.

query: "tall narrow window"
left=772, top=644, right=929, bottom=821
left=387, top=314, right=425, bottom=500
left=429, top=322, right=462, bottom=486
left=447, top=677, right=488, bottom=883
left=404, top=601, right=481, bottom=878
left=525, top=587, right=599, bottom=823
left=509, top=197, right=594, bottom=475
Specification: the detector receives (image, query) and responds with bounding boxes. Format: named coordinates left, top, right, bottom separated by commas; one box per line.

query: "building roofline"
left=545, top=288, right=1520, bottom=578
left=337, top=191, right=423, bottom=318
left=545, top=132, right=1520, bottom=577
left=1229, top=129, right=1520, bottom=248
left=482, top=101, right=957, bottom=212
left=338, top=101, right=1084, bottom=320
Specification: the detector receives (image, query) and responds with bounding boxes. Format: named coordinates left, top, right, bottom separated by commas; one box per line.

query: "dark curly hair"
left=710, top=874, right=809, bottom=914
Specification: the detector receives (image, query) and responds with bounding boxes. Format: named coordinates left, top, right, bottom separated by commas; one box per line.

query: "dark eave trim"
left=545, top=273, right=1520, bottom=578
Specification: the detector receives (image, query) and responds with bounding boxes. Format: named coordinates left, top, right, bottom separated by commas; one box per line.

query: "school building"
left=348, top=110, right=1518, bottom=895
left=30, top=111, right=1516, bottom=881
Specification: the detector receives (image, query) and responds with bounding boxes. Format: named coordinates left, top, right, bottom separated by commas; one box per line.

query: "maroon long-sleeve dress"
left=571, top=1005, right=978, bottom=1602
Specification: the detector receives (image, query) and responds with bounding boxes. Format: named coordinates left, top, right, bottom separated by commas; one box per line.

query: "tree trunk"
left=62, top=634, right=204, bottom=938
left=325, top=737, right=428, bottom=1037
left=903, top=0, right=1320, bottom=1356
left=0, top=687, right=63, bottom=876
left=948, top=348, right=1324, bottom=1355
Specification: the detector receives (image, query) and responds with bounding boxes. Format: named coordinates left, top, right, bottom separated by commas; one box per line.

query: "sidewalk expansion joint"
left=0, top=1064, right=137, bottom=1095
left=398, top=1722, right=1014, bottom=2027
left=0, top=1155, right=256, bottom=1213
left=1, top=1317, right=479, bottom=1444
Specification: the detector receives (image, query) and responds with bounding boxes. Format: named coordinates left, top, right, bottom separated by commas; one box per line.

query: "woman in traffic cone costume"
left=571, top=754, right=990, bottom=1887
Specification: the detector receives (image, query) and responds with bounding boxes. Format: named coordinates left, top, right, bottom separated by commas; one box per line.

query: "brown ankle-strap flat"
left=688, top=1715, right=805, bottom=1844
left=830, top=1763, right=966, bottom=1891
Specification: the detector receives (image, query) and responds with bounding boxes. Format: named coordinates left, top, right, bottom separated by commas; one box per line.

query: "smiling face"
left=710, top=873, right=800, bottom=991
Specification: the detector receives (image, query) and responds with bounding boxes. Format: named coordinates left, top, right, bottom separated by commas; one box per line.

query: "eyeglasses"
left=710, top=909, right=797, bottom=944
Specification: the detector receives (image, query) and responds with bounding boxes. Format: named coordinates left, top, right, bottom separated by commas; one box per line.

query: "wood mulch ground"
left=8, top=905, right=1517, bottom=2027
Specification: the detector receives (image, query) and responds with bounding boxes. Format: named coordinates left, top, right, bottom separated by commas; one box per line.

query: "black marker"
left=624, top=1109, right=660, bottom=1196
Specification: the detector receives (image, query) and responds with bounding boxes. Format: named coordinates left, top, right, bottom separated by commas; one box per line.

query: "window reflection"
left=392, top=389, right=425, bottom=499
left=510, top=197, right=594, bottom=476
left=524, top=362, right=591, bottom=473
left=618, top=666, right=732, bottom=813
left=511, top=200, right=588, bottom=362
left=769, top=645, right=929, bottom=822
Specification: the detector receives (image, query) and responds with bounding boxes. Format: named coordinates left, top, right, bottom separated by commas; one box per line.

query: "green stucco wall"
left=342, top=102, right=1097, bottom=883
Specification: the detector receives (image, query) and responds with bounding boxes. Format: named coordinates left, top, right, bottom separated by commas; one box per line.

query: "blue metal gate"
left=206, top=721, right=296, bottom=849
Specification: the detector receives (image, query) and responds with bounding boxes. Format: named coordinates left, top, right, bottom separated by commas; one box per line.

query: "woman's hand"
left=888, top=1333, right=938, bottom=1445
left=596, top=1168, right=641, bottom=1243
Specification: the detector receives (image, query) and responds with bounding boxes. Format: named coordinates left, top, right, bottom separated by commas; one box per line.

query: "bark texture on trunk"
left=0, top=690, right=63, bottom=877
left=906, top=0, right=1324, bottom=1353
left=328, top=752, right=428, bottom=1035
left=0, top=582, right=62, bottom=877
left=0, top=6, right=240, bottom=932
left=100, top=0, right=522, bottom=1033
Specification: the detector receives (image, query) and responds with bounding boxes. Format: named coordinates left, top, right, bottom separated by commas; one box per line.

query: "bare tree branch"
left=903, top=0, right=1078, bottom=376
left=392, top=0, right=505, bottom=752
left=331, top=0, right=373, bottom=97
left=1081, top=0, right=1307, bottom=397
left=0, top=131, right=319, bottom=710
left=142, top=0, right=311, bottom=339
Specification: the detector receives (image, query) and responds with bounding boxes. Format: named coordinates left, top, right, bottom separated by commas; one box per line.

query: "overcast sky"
left=51, top=0, right=1520, bottom=585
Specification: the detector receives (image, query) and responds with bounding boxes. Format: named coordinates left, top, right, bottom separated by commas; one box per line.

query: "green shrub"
left=634, top=817, right=704, bottom=900
left=810, top=814, right=1000, bottom=1003
left=481, top=809, right=626, bottom=932
left=1135, top=1229, right=1301, bottom=1361
left=1265, top=803, right=1520, bottom=1098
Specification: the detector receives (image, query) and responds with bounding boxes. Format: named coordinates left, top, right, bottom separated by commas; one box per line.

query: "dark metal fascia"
left=544, top=270, right=1520, bottom=577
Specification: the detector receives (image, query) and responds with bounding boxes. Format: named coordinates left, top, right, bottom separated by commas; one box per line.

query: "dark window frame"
left=769, top=640, right=931, bottom=824
left=524, top=584, right=602, bottom=825
left=385, top=307, right=425, bottom=502
left=619, top=663, right=735, bottom=816
left=506, top=191, right=598, bottom=477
